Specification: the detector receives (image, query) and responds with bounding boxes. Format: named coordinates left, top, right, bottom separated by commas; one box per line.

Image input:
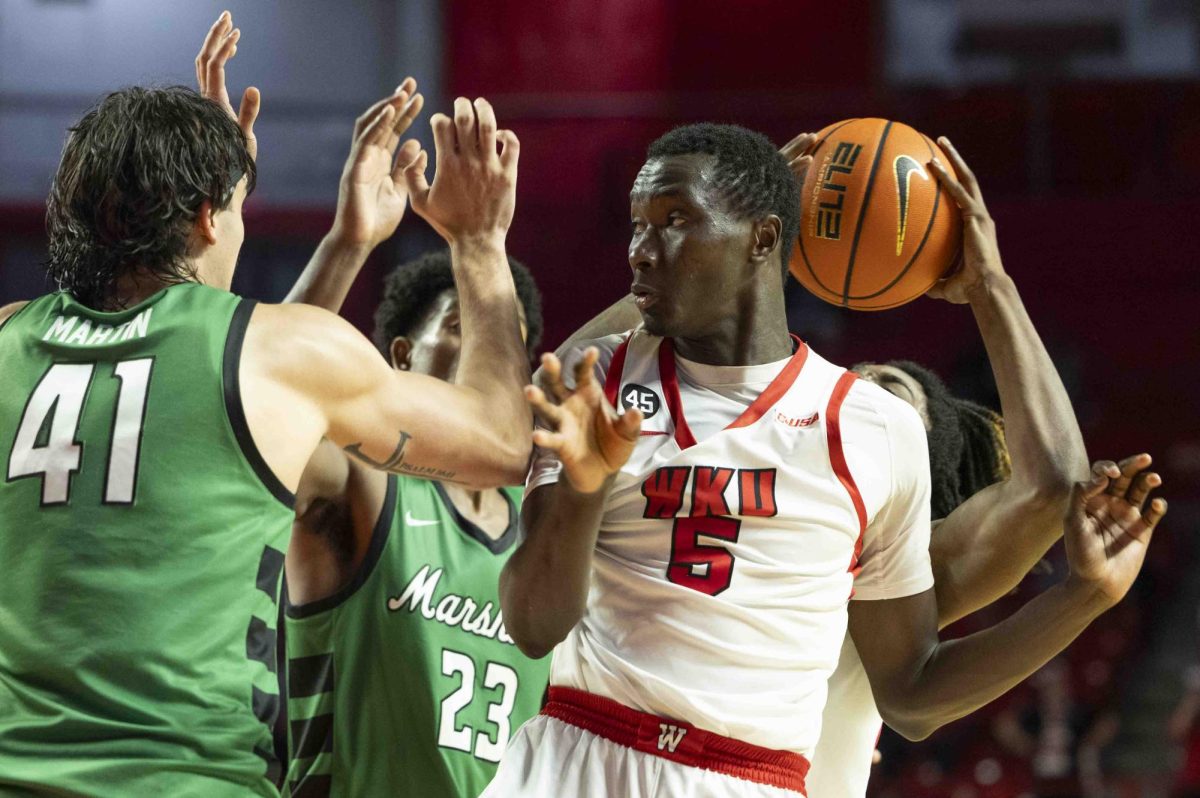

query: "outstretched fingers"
left=936, top=137, right=977, bottom=191
left=392, top=139, right=423, bottom=184
left=780, top=131, right=817, bottom=161
left=572, top=348, right=602, bottom=395
left=473, top=97, right=498, bottom=159
left=788, top=153, right=814, bottom=184
left=525, top=385, right=566, bottom=429
left=929, top=157, right=974, bottom=212
left=498, top=129, right=520, bottom=174
left=389, top=91, right=424, bottom=151
left=1125, top=469, right=1162, bottom=512
left=1075, top=460, right=1120, bottom=505
left=1139, top=497, right=1169, bottom=535
left=196, top=11, right=232, bottom=94
left=540, top=353, right=571, bottom=404
left=403, top=149, right=431, bottom=206
left=1106, top=453, right=1153, bottom=500
left=452, top=96, right=475, bottom=153
left=613, top=406, right=644, bottom=441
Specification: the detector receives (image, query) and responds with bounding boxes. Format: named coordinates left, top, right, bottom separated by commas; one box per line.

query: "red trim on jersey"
left=826, top=370, right=868, bottom=574
left=543, top=687, right=809, bottom=795
left=658, top=335, right=809, bottom=450
left=658, top=338, right=699, bottom=449
left=729, top=335, right=809, bottom=430
left=603, top=336, right=632, bottom=408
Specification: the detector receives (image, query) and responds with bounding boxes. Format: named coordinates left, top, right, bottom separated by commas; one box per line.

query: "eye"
left=668, top=212, right=687, bottom=227
left=631, top=218, right=646, bottom=233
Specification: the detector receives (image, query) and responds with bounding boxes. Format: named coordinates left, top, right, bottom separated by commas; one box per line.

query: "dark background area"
left=2, top=1, right=1198, bottom=794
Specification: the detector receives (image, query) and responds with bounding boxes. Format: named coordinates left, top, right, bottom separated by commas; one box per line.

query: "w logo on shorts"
left=657, top=723, right=688, bottom=753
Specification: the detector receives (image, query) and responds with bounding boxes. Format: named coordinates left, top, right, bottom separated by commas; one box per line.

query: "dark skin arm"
left=923, top=139, right=1091, bottom=627
left=851, top=456, right=1166, bottom=741
left=786, top=132, right=1096, bottom=628
left=500, top=349, right=642, bottom=658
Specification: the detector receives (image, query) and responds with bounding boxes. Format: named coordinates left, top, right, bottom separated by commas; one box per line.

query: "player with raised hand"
left=489, top=123, right=1164, bottom=798
left=0, top=11, right=527, bottom=796
left=198, top=19, right=550, bottom=795
left=804, top=136, right=1151, bottom=797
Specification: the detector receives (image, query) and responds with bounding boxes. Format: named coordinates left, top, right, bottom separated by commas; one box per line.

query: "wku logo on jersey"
left=657, top=723, right=688, bottom=753
left=641, top=466, right=778, bottom=597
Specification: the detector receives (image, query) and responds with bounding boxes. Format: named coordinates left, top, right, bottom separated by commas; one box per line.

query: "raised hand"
left=1064, top=454, right=1167, bottom=606
left=780, top=131, right=817, bottom=186
left=403, top=97, right=519, bottom=245
left=526, top=349, right=642, bottom=494
left=331, top=79, right=425, bottom=249
left=195, top=11, right=261, bottom=159
left=927, top=137, right=1005, bottom=304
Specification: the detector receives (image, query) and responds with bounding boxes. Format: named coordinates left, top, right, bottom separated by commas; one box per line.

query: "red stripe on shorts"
left=542, top=686, right=809, bottom=795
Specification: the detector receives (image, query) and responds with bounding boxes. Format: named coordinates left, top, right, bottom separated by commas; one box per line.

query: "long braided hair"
left=886, top=360, right=1011, bottom=518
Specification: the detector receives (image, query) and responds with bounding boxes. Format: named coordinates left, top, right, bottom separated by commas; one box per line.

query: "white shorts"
left=480, top=688, right=808, bottom=798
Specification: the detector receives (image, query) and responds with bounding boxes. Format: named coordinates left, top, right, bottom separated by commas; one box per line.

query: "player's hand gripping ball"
left=788, top=118, right=962, bottom=310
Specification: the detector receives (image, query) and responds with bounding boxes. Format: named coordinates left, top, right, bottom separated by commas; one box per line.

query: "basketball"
left=789, top=118, right=962, bottom=311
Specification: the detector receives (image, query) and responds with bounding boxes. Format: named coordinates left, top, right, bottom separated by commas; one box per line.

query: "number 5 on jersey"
left=7, top=359, right=154, bottom=505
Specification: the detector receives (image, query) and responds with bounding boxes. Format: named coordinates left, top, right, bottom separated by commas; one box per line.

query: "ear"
left=389, top=336, right=413, bottom=371
left=193, top=199, right=219, bottom=247
left=750, top=215, right=783, bottom=264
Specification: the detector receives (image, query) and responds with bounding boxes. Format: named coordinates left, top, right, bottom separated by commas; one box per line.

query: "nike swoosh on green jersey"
left=404, top=510, right=440, bottom=527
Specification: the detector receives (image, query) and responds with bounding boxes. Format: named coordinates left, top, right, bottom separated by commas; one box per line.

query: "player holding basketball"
left=0, top=12, right=529, bottom=795
left=793, top=135, right=1165, bottom=797
left=487, top=123, right=1166, bottom=797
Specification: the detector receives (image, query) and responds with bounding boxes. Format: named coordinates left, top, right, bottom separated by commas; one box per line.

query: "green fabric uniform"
left=284, top=477, right=550, bottom=798
left=0, top=285, right=294, bottom=797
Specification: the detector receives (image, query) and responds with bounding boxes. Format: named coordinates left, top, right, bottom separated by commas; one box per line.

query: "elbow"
left=879, top=705, right=938, bottom=742
left=498, top=563, right=571, bottom=660
left=502, top=615, right=563, bottom=661
left=512, top=636, right=555, bottom=661
left=1009, top=472, right=1075, bottom=515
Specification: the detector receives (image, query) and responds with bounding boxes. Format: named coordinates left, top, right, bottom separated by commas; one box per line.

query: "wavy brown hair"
left=45, top=86, right=256, bottom=310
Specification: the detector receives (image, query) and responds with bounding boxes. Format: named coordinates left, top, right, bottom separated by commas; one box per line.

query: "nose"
left=628, top=226, right=660, bottom=272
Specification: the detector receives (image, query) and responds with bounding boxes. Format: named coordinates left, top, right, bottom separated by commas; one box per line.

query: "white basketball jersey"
left=527, top=330, right=934, bottom=757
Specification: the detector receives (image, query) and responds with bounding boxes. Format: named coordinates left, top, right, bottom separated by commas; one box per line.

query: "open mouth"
left=631, top=284, right=660, bottom=311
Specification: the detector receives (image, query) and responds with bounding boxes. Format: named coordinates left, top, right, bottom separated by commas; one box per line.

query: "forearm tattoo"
left=343, top=430, right=460, bottom=482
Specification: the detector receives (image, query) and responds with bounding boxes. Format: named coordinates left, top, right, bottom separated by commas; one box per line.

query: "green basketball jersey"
left=284, top=477, right=550, bottom=798
left=0, top=285, right=294, bottom=797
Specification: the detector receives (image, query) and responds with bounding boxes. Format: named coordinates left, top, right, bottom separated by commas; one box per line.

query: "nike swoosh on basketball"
left=893, top=154, right=929, bottom=256
left=404, top=511, right=440, bottom=527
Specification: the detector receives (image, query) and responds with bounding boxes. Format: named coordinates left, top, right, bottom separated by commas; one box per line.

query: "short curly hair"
left=46, top=86, right=256, bottom=310
left=372, top=250, right=543, bottom=357
left=646, top=123, right=800, bottom=285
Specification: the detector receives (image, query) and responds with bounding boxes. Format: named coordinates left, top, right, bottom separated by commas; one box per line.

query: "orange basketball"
left=789, top=118, right=962, bottom=310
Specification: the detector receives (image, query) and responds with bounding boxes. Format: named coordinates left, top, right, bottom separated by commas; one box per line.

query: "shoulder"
left=838, top=376, right=930, bottom=491
left=841, top=378, right=927, bottom=444
left=244, top=301, right=384, bottom=393
left=0, top=300, right=31, bottom=328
